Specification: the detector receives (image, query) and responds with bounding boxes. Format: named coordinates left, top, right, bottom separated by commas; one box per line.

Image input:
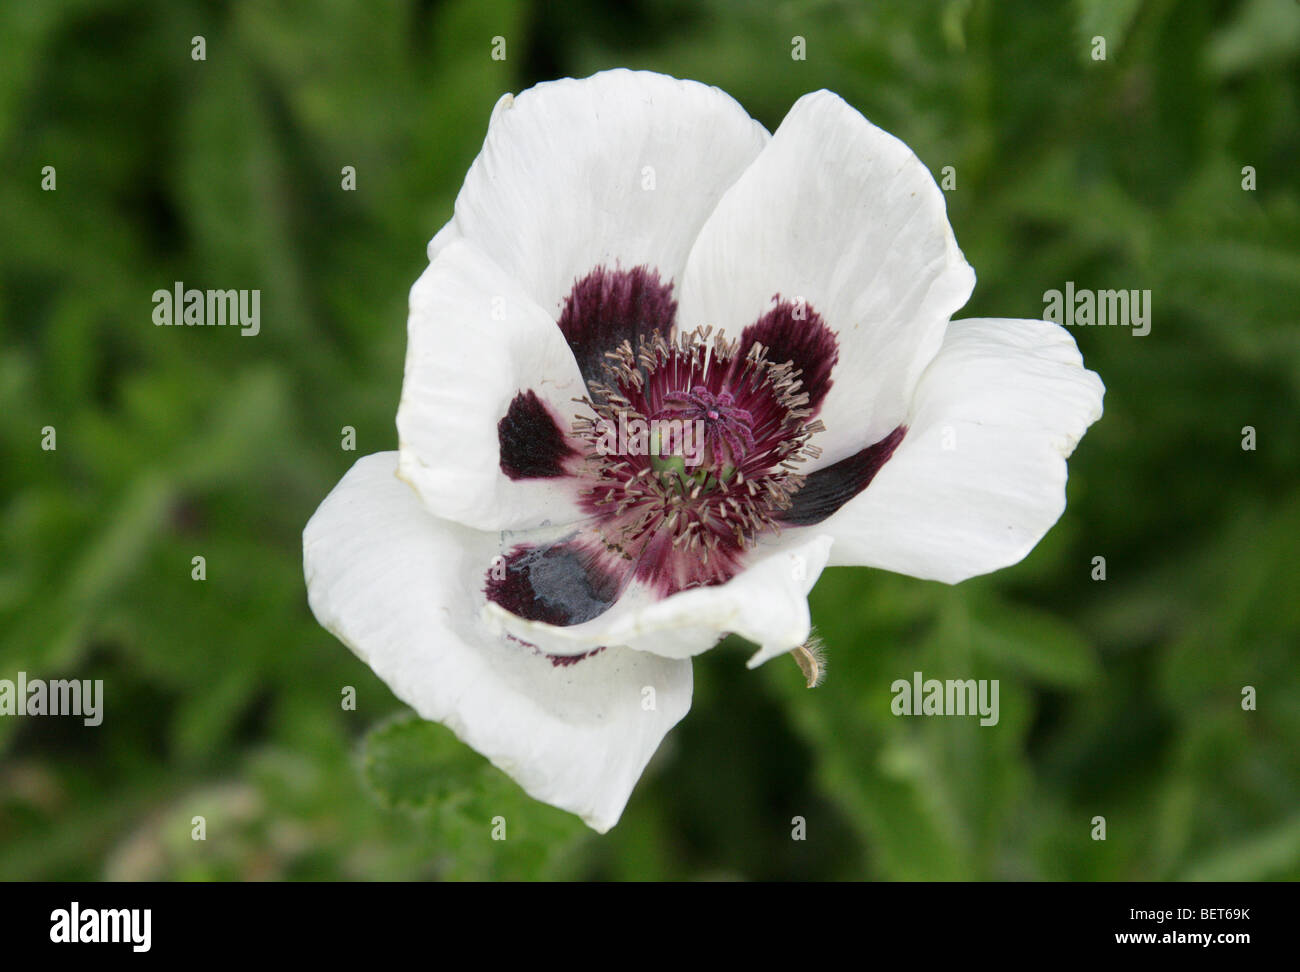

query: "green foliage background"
left=2, top=0, right=1298, bottom=881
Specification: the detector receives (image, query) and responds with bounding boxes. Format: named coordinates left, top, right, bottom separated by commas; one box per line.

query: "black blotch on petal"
left=558, top=265, right=678, bottom=389
left=498, top=389, right=577, bottom=480
left=485, top=539, right=620, bottom=627
left=779, top=426, right=907, bottom=526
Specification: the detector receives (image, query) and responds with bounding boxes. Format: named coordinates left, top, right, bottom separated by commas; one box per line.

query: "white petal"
left=820, top=318, right=1104, bottom=583
left=304, top=452, right=692, bottom=833
left=443, top=69, right=768, bottom=315
left=677, top=90, right=975, bottom=460
left=426, top=217, right=459, bottom=264
left=485, top=533, right=834, bottom=667
left=396, top=239, right=589, bottom=532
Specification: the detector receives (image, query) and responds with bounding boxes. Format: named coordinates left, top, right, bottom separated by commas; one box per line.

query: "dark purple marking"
left=557, top=266, right=677, bottom=389
left=485, top=538, right=620, bottom=626
left=778, top=426, right=907, bottom=526
left=736, top=299, right=839, bottom=413
left=498, top=390, right=576, bottom=480
left=505, top=634, right=606, bottom=667
left=548, top=646, right=607, bottom=667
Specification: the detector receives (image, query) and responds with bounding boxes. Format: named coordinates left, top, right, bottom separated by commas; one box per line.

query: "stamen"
left=567, top=320, right=834, bottom=596
left=791, top=633, right=828, bottom=688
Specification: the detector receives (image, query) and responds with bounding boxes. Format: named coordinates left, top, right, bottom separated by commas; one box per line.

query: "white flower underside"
left=304, top=69, right=1104, bottom=831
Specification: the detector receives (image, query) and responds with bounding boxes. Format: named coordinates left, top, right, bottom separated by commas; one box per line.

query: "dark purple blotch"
left=736, top=299, right=839, bottom=413
left=558, top=266, right=677, bottom=390
left=779, top=426, right=906, bottom=526
left=485, top=538, right=619, bottom=627
left=498, top=389, right=576, bottom=480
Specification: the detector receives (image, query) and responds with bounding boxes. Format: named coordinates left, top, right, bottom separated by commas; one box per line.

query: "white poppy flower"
left=303, top=69, right=1104, bottom=833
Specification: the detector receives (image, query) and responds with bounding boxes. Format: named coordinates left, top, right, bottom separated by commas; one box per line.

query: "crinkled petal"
left=440, top=69, right=769, bottom=316
left=396, top=240, right=589, bottom=532
left=304, top=452, right=692, bottom=833
left=820, top=318, right=1104, bottom=583
left=677, top=89, right=975, bottom=460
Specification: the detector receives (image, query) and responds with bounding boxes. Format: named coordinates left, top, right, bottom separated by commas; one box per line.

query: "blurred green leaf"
left=1073, top=0, right=1144, bottom=58
left=969, top=599, right=1101, bottom=688
left=1183, top=814, right=1300, bottom=881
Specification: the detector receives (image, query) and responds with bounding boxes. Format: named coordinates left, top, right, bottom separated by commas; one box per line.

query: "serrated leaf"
left=362, top=714, right=485, bottom=812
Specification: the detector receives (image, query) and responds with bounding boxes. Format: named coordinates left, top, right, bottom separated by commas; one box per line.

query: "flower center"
left=658, top=385, right=756, bottom=468
left=573, top=327, right=824, bottom=596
